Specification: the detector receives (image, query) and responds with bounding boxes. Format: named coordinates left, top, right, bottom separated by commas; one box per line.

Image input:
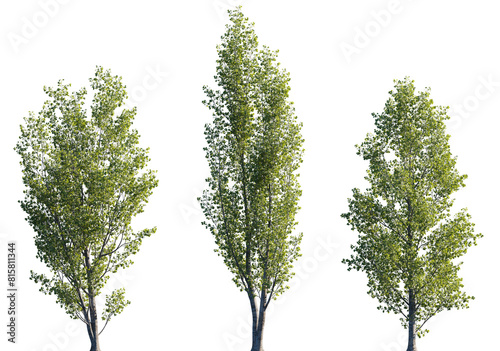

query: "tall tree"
left=200, top=8, right=304, bottom=351
left=342, top=78, right=482, bottom=351
left=15, top=67, right=158, bottom=351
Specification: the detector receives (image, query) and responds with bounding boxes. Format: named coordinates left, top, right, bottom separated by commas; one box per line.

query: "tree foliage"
left=342, top=78, right=482, bottom=340
left=200, top=8, right=304, bottom=350
left=15, top=67, right=158, bottom=348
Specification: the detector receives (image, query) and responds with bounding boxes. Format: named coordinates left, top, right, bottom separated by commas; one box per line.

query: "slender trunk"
left=405, top=197, right=417, bottom=351
left=252, top=258, right=268, bottom=351
left=248, top=286, right=268, bottom=351
left=84, top=248, right=101, bottom=351
left=248, top=292, right=258, bottom=350
left=254, top=294, right=267, bottom=351
left=251, top=187, right=272, bottom=351
left=88, top=292, right=101, bottom=351
left=240, top=154, right=252, bottom=280
left=250, top=304, right=266, bottom=351
left=406, top=289, right=417, bottom=351
left=241, top=152, right=262, bottom=351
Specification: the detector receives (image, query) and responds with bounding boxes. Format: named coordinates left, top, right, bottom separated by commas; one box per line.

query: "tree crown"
left=15, top=66, right=158, bottom=329
left=342, top=77, right=481, bottom=337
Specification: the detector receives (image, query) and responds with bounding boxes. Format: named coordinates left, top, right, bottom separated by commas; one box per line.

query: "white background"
left=1, top=0, right=498, bottom=350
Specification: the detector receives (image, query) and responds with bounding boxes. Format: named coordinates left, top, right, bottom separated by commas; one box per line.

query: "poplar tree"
left=200, top=8, right=304, bottom=351
left=15, top=67, right=158, bottom=351
left=342, top=78, right=482, bottom=351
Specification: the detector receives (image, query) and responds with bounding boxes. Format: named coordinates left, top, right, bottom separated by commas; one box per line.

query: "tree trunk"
left=248, top=292, right=259, bottom=351
left=253, top=306, right=266, bottom=351
left=84, top=248, right=101, bottom=351
left=248, top=297, right=266, bottom=351
left=406, top=289, right=417, bottom=351
left=87, top=293, right=101, bottom=351
left=250, top=289, right=267, bottom=351
left=251, top=309, right=266, bottom=351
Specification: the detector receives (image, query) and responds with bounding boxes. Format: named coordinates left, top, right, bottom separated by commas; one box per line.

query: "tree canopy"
left=342, top=77, right=482, bottom=350
left=15, top=66, right=158, bottom=351
left=200, top=8, right=304, bottom=351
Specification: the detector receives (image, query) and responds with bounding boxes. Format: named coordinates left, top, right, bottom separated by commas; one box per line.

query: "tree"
left=341, top=78, right=482, bottom=351
left=200, top=8, right=304, bottom=351
left=15, top=67, right=158, bottom=351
